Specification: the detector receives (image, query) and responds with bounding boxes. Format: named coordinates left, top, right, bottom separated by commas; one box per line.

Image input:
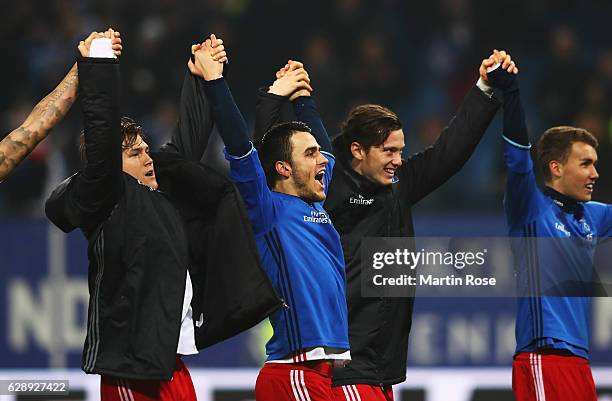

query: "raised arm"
left=253, top=90, right=285, bottom=146
left=194, top=39, right=276, bottom=234
left=46, top=30, right=124, bottom=235
left=0, top=64, right=78, bottom=182
left=286, top=62, right=333, bottom=154
left=160, top=36, right=227, bottom=161
left=193, top=37, right=249, bottom=156
left=398, top=54, right=502, bottom=205
left=487, top=50, right=545, bottom=226
left=253, top=60, right=313, bottom=145
left=1, top=30, right=124, bottom=183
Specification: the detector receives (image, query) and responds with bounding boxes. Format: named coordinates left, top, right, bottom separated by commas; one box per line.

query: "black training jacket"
left=46, top=57, right=280, bottom=380
left=254, top=86, right=500, bottom=386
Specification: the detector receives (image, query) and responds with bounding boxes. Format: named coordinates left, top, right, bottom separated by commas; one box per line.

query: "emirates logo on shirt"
left=349, top=194, right=374, bottom=206
left=303, top=210, right=331, bottom=224
left=554, top=222, right=571, bottom=237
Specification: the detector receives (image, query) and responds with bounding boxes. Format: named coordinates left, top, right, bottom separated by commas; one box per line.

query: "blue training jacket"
left=504, top=136, right=612, bottom=359
left=225, top=146, right=349, bottom=361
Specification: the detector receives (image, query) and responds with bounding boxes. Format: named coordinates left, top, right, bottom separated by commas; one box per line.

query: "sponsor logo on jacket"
left=349, top=194, right=374, bottom=206
left=303, top=210, right=331, bottom=224
left=579, top=219, right=593, bottom=242
left=554, top=222, right=571, bottom=237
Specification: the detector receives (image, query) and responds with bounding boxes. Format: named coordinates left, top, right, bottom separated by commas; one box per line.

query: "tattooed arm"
left=0, top=63, right=79, bottom=182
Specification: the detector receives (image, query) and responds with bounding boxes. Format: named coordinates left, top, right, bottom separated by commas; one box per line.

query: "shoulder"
left=585, top=200, right=609, bottom=209
left=269, top=191, right=295, bottom=208
left=325, top=165, right=354, bottom=199
left=584, top=200, right=611, bottom=217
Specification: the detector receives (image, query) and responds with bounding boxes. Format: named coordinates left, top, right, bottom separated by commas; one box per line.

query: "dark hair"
left=536, top=126, right=599, bottom=182
left=258, top=121, right=312, bottom=187
left=338, top=104, right=402, bottom=159
left=79, top=116, right=147, bottom=165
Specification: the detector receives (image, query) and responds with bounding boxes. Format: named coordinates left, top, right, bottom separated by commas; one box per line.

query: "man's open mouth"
left=315, top=170, right=325, bottom=186
left=145, top=170, right=155, bottom=177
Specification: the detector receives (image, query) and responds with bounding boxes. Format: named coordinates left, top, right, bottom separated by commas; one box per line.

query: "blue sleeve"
left=487, top=67, right=528, bottom=146
left=495, top=67, right=547, bottom=228
left=322, top=152, right=335, bottom=195
left=589, top=202, right=612, bottom=237
left=602, top=206, right=612, bottom=237
left=503, top=140, right=546, bottom=227
left=225, top=146, right=276, bottom=235
left=292, top=96, right=333, bottom=154
left=202, top=78, right=251, bottom=157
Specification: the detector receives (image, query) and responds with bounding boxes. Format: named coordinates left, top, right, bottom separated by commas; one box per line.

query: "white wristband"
left=486, top=62, right=501, bottom=73
left=89, top=38, right=116, bottom=59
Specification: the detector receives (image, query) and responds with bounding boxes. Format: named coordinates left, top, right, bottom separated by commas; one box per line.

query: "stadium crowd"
left=1, top=0, right=611, bottom=215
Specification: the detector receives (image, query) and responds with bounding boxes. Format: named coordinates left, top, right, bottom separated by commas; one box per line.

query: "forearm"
left=203, top=78, right=251, bottom=156
left=430, top=86, right=499, bottom=167
left=487, top=67, right=529, bottom=146
left=292, top=96, right=332, bottom=153
left=401, top=86, right=499, bottom=204
left=78, top=56, right=121, bottom=179
left=254, top=89, right=284, bottom=145
left=501, top=91, right=529, bottom=147
left=162, top=71, right=213, bottom=160
left=0, top=63, right=78, bottom=181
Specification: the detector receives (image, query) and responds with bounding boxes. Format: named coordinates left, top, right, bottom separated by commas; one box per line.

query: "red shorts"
left=100, top=357, right=197, bottom=401
left=332, top=384, right=394, bottom=401
left=255, top=361, right=335, bottom=401
left=512, top=352, right=597, bottom=401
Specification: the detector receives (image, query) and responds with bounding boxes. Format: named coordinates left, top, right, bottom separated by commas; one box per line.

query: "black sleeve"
left=46, top=57, right=122, bottom=235
left=293, top=96, right=333, bottom=154
left=399, top=85, right=500, bottom=205
left=202, top=78, right=250, bottom=156
left=160, top=71, right=214, bottom=161
left=253, top=89, right=285, bottom=145
left=487, top=67, right=529, bottom=146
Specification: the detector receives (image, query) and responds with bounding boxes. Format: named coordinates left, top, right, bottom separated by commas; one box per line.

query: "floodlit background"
left=1, top=1, right=611, bottom=400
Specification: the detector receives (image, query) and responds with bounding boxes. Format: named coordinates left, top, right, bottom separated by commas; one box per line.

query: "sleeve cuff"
left=202, top=76, right=227, bottom=88
left=476, top=77, right=494, bottom=98
left=76, top=56, right=119, bottom=64
left=224, top=142, right=255, bottom=160
left=321, top=150, right=335, bottom=160
left=258, top=88, right=287, bottom=100
left=292, top=95, right=314, bottom=105
left=502, top=134, right=531, bottom=149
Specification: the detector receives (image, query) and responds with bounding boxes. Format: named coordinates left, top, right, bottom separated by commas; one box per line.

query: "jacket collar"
left=338, top=157, right=395, bottom=193
left=543, top=186, right=584, bottom=218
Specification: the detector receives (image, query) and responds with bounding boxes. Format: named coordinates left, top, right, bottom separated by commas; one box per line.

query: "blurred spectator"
left=302, top=33, right=343, bottom=132
left=536, top=25, right=588, bottom=127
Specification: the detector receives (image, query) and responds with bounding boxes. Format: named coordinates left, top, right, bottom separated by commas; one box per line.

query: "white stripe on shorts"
left=341, top=386, right=356, bottom=401
left=351, top=385, right=362, bottom=401
left=530, top=353, right=547, bottom=401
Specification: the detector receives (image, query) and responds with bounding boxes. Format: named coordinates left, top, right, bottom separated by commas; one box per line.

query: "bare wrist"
left=204, top=73, right=223, bottom=81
